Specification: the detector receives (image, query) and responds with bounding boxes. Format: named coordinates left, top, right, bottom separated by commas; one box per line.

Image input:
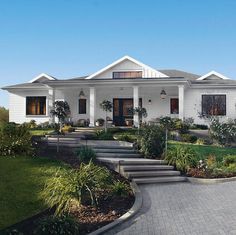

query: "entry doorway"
left=113, top=98, right=142, bottom=126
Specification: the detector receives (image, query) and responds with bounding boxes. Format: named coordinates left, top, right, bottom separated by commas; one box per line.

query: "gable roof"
left=85, top=55, right=168, bottom=79
left=29, top=73, right=57, bottom=83
left=159, top=69, right=200, bottom=80
left=197, top=71, right=230, bottom=81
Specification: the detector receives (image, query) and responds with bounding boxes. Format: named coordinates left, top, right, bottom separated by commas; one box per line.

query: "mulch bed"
left=3, top=141, right=135, bottom=234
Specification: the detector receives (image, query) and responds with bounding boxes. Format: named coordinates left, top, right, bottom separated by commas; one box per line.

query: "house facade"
left=2, top=56, right=236, bottom=127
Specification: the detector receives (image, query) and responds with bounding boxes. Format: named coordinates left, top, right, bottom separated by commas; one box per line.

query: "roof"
left=159, top=69, right=201, bottom=80
left=2, top=82, right=48, bottom=90
left=85, top=55, right=168, bottom=79
left=197, top=70, right=230, bottom=80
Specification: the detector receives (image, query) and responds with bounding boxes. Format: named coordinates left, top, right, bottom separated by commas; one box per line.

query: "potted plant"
left=95, top=118, right=105, bottom=127
left=100, top=100, right=113, bottom=132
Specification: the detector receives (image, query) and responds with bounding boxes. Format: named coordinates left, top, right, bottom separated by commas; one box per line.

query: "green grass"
left=29, top=129, right=54, bottom=136
left=0, top=156, right=68, bottom=229
left=168, top=141, right=236, bottom=161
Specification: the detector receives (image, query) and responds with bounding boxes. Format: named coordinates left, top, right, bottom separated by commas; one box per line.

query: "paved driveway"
left=107, top=181, right=236, bottom=235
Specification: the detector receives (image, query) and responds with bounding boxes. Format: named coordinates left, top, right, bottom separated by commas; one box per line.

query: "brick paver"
left=107, top=181, right=236, bottom=235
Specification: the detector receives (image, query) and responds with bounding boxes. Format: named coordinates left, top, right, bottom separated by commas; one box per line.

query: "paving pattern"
left=107, top=181, right=236, bottom=235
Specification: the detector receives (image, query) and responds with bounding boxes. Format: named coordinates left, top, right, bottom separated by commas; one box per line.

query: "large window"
left=170, top=98, right=179, bottom=114
left=79, top=99, right=86, bottom=114
left=202, top=95, right=226, bottom=116
left=26, top=97, right=46, bottom=115
left=113, top=71, right=142, bottom=79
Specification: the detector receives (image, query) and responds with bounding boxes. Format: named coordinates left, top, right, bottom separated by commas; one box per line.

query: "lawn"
left=0, top=156, right=68, bottom=229
left=169, top=141, right=236, bottom=160
left=29, top=129, right=54, bottom=136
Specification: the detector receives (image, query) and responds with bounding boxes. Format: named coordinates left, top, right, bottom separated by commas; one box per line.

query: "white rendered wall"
left=184, top=88, right=236, bottom=124
left=8, top=89, right=64, bottom=124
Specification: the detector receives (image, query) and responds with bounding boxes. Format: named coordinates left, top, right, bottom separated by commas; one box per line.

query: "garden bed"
left=0, top=155, right=134, bottom=235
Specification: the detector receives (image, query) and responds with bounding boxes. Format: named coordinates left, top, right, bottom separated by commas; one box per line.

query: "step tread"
left=122, top=165, right=174, bottom=171
left=133, top=176, right=186, bottom=184
left=94, top=149, right=136, bottom=153
left=96, top=153, right=142, bottom=157
left=126, top=170, right=181, bottom=177
left=93, top=146, right=133, bottom=149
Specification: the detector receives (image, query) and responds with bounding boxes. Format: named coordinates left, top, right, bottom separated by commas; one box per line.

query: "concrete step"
left=119, top=159, right=166, bottom=165
left=93, top=148, right=137, bottom=154
left=96, top=153, right=142, bottom=158
left=122, top=165, right=174, bottom=171
left=125, top=170, right=181, bottom=178
left=133, top=176, right=187, bottom=184
left=93, top=145, right=133, bottom=150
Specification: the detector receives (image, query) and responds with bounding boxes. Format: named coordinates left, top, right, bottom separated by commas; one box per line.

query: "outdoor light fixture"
left=79, top=90, right=86, bottom=99
left=148, top=99, right=152, bottom=105
left=160, top=89, right=167, bottom=99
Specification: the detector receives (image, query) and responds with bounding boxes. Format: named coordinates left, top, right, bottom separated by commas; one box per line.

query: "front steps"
left=94, top=146, right=186, bottom=184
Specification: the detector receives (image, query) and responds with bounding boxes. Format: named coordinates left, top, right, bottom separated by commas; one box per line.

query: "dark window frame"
left=78, top=99, right=86, bottom=114
left=112, top=71, right=142, bottom=79
left=202, top=94, right=226, bottom=116
left=170, top=98, right=179, bottom=114
left=26, top=96, right=46, bottom=116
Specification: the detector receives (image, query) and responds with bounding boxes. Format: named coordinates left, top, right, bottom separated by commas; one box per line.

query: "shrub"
left=138, top=125, right=165, bottom=158
left=223, top=155, right=236, bottom=166
left=95, top=130, right=114, bottom=140
left=34, top=216, right=80, bottom=235
left=0, top=123, right=33, bottom=156
left=165, top=145, right=197, bottom=172
left=159, top=116, right=174, bottom=130
left=62, top=125, right=75, bottom=133
left=180, top=133, right=198, bottom=143
left=173, top=119, right=190, bottom=134
left=195, top=138, right=205, bottom=145
left=210, top=118, right=236, bottom=146
left=110, top=181, right=130, bottom=197
left=192, top=124, right=208, bottom=130
left=76, top=146, right=96, bottom=163
left=41, top=162, right=111, bottom=215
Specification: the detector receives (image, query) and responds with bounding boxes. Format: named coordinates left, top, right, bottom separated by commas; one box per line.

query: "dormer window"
left=113, top=71, right=142, bottom=79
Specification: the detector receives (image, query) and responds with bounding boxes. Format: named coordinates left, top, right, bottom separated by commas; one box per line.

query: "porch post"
left=89, top=87, right=96, bottom=127
left=178, top=85, right=185, bottom=120
left=48, top=88, right=55, bottom=124
left=133, top=86, right=139, bottom=127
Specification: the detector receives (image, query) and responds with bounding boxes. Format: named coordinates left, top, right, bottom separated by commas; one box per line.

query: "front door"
left=113, top=98, right=142, bottom=126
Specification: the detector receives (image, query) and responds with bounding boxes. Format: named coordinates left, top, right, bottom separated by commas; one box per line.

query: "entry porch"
left=50, top=84, right=185, bottom=127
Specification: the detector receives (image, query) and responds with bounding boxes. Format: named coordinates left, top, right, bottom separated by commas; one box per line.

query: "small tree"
left=131, top=106, right=147, bottom=132
left=50, top=101, right=70, bottom=152
left=100, top=100, right=113, bottom=132
left=159, top=116, right=175, bottom=157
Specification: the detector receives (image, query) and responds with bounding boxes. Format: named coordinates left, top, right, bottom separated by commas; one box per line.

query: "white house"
left=2, top=55, right=236, bottom=127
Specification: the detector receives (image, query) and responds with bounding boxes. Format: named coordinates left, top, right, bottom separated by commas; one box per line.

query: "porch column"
left=133, top=86, right=139, bottom=127
left=89, top=87, right=96, bottom=127
left=48, top=88, right=55, bottom=124
left=178, top=85, right=185, bottom=120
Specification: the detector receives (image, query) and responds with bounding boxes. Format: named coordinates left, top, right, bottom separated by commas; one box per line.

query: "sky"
left=0, top=0, right=236, bottom=108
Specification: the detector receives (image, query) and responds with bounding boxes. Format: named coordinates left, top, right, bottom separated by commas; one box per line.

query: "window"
left=202, top=95, right=226, bottom=116
left=170, top=98, right=179, bottom=114
left=113, top=71, right=142, bottom=79
left=26, top=97, right=46, bottom=115
left=79, top=99, right=86, bottom=114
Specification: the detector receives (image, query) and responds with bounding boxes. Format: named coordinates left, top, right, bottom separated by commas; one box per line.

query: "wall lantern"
left=79, top=90, right=86, bottom=99
left=148, top=99, right=152, bottom=105
left=160, top=89, right=167, bottom=99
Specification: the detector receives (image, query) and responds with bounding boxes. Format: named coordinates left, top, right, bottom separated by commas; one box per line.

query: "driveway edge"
left=88, top=181, right=142, bottom=235
left=187, top=176, right=236, bottom=184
